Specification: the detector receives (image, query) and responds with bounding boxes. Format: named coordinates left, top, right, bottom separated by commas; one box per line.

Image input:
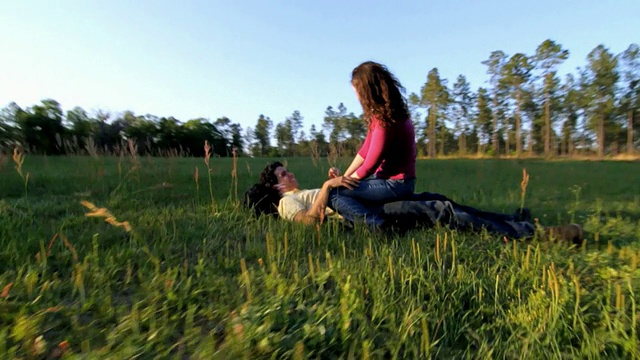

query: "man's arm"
left=292, top=176, right=359, bottom=225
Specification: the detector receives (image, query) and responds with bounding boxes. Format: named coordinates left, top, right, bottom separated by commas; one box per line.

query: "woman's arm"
left=343, top=154, right=365, bottom=178
left=354, top=125, right=387, bottom=179
left=343, top=126, right=372, bottom=178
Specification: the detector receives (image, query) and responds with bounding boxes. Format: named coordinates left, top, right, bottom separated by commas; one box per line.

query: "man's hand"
left=328, top=167, right=341, bottom=179
left=274, top=183, right=287, bottom=195
left=293, top=172, right=359, bottom=226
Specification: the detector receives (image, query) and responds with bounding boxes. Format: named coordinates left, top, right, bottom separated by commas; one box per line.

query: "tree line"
left=1, top=40, right=638, bottom=158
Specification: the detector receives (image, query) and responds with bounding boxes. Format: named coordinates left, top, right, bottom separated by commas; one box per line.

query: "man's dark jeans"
left=330, top=190, right=536, bottom=238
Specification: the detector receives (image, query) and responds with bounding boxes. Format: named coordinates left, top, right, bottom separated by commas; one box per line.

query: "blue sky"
left=1, top=1, right=639, bottom=136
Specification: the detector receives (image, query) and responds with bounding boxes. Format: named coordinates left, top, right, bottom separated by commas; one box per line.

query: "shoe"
left=505, top=220, right=536, bottom=239
left=541, top=224, right=584, bottom=244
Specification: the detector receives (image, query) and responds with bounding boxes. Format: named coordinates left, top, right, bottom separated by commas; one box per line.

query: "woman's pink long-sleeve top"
left=354, top=118, right=416, bottom=180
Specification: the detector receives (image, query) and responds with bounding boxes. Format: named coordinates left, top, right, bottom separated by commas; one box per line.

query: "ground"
left=0, top=154, right=639, bottom=358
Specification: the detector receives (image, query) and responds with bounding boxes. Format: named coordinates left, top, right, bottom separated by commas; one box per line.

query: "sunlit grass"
left=0, top=154, right=639, bottom=358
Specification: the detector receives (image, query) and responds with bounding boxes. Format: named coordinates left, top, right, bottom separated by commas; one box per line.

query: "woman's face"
left=352, top=84, right=360, bottom=102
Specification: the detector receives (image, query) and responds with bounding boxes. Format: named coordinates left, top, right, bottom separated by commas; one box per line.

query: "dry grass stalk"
left=0, top=150, right=8, bottom=170
left=13, top=147, right=30, bottom=196
left=203, top=141, right=217, bottom=209
left=80, top=200, right=132, bottom=232
left=231, top=147, right=238, bottom=200
left=1, top=282, right=12, bottom=298
left=328, top=143, right=340, bottom=168
left=204, top=140, right=211, bottom=167
left=520, top=168, right=530, bottom=213
left=127, top=139, right=140, bottom=171
left=46, top=232, right=58, bottom=257
left=85, top=137, right=99, bottom=159
left=194, top=166, right=200, bottom=192
left=310, top=141, right=320, bottom=167
left=13, top=147, right=27, bottom=179
left=62, top=234, right=79, bottom=262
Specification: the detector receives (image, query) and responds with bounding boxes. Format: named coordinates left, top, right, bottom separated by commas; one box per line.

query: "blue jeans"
left=329, top=178, right=415, bottom=228
left=382, top=198, right=536, bottom=238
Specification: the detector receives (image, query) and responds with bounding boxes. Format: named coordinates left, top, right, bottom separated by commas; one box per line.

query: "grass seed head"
left=204, top=140, right=211, bottom=166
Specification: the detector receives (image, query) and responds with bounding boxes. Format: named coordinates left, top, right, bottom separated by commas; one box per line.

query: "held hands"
left=326, top=167, right=358, bottom=190
left=324, top=174, right=359, bottom=190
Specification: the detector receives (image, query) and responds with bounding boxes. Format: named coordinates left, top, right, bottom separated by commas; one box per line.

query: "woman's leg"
left=333, top=178, right=415, bottom=205
left=328, top=178, right=415, bottom=229
left=329, top=194, right=385, bottom=229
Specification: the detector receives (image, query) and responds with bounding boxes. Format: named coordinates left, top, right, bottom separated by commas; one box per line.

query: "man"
left=244, top=161, right=364, bottom=225
left=244, top=162, right=584, bottom=244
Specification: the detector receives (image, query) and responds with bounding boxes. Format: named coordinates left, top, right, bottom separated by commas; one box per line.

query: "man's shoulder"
left=278, top=188, right=319, bottom=221
left=283, top=188, right=320, bottom=198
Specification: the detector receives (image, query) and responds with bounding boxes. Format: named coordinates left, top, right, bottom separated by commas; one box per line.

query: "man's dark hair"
left=259, top=161, right=283, bottom=188
left=243, top=161, right=283, bottom=217
left=243, top=184, right=280, bottom=217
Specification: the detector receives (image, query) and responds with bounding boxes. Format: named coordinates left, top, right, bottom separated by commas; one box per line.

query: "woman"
left=332, top=61, right=416, bottom=208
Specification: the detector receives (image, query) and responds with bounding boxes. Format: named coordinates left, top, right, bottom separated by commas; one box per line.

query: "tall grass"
left=12, top=147, right=29, bottom=198
left=0, top=155, right=639, bottom=358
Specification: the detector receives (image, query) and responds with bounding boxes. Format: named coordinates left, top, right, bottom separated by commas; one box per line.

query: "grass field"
left=1, top=153, right=639, bottom=358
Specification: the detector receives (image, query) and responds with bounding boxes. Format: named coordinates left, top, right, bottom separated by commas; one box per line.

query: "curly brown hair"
left=351, top=61, right=410, bottom=128
left=242, top=161, right=284, bottom=217
left=243, top=183, right=280, bottom=217
left=259, top=161, right=283, bottom=188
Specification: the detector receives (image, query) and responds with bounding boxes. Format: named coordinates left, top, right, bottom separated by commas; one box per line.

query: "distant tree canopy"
left=1, top=102, right=234, bottom=157
left=2, top=41, right=639, bottom=158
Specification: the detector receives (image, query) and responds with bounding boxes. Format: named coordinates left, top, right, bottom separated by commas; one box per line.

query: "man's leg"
left=410, top=191, right=531, bottom=223
left=382, top=200, right=453, bottom=229
left=453, top=209, right=536, bottom=238
left=384, top=198, right=536, bottom=238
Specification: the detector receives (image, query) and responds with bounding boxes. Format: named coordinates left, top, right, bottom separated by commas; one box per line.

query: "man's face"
left=274, top=166, right=299, bottom=192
